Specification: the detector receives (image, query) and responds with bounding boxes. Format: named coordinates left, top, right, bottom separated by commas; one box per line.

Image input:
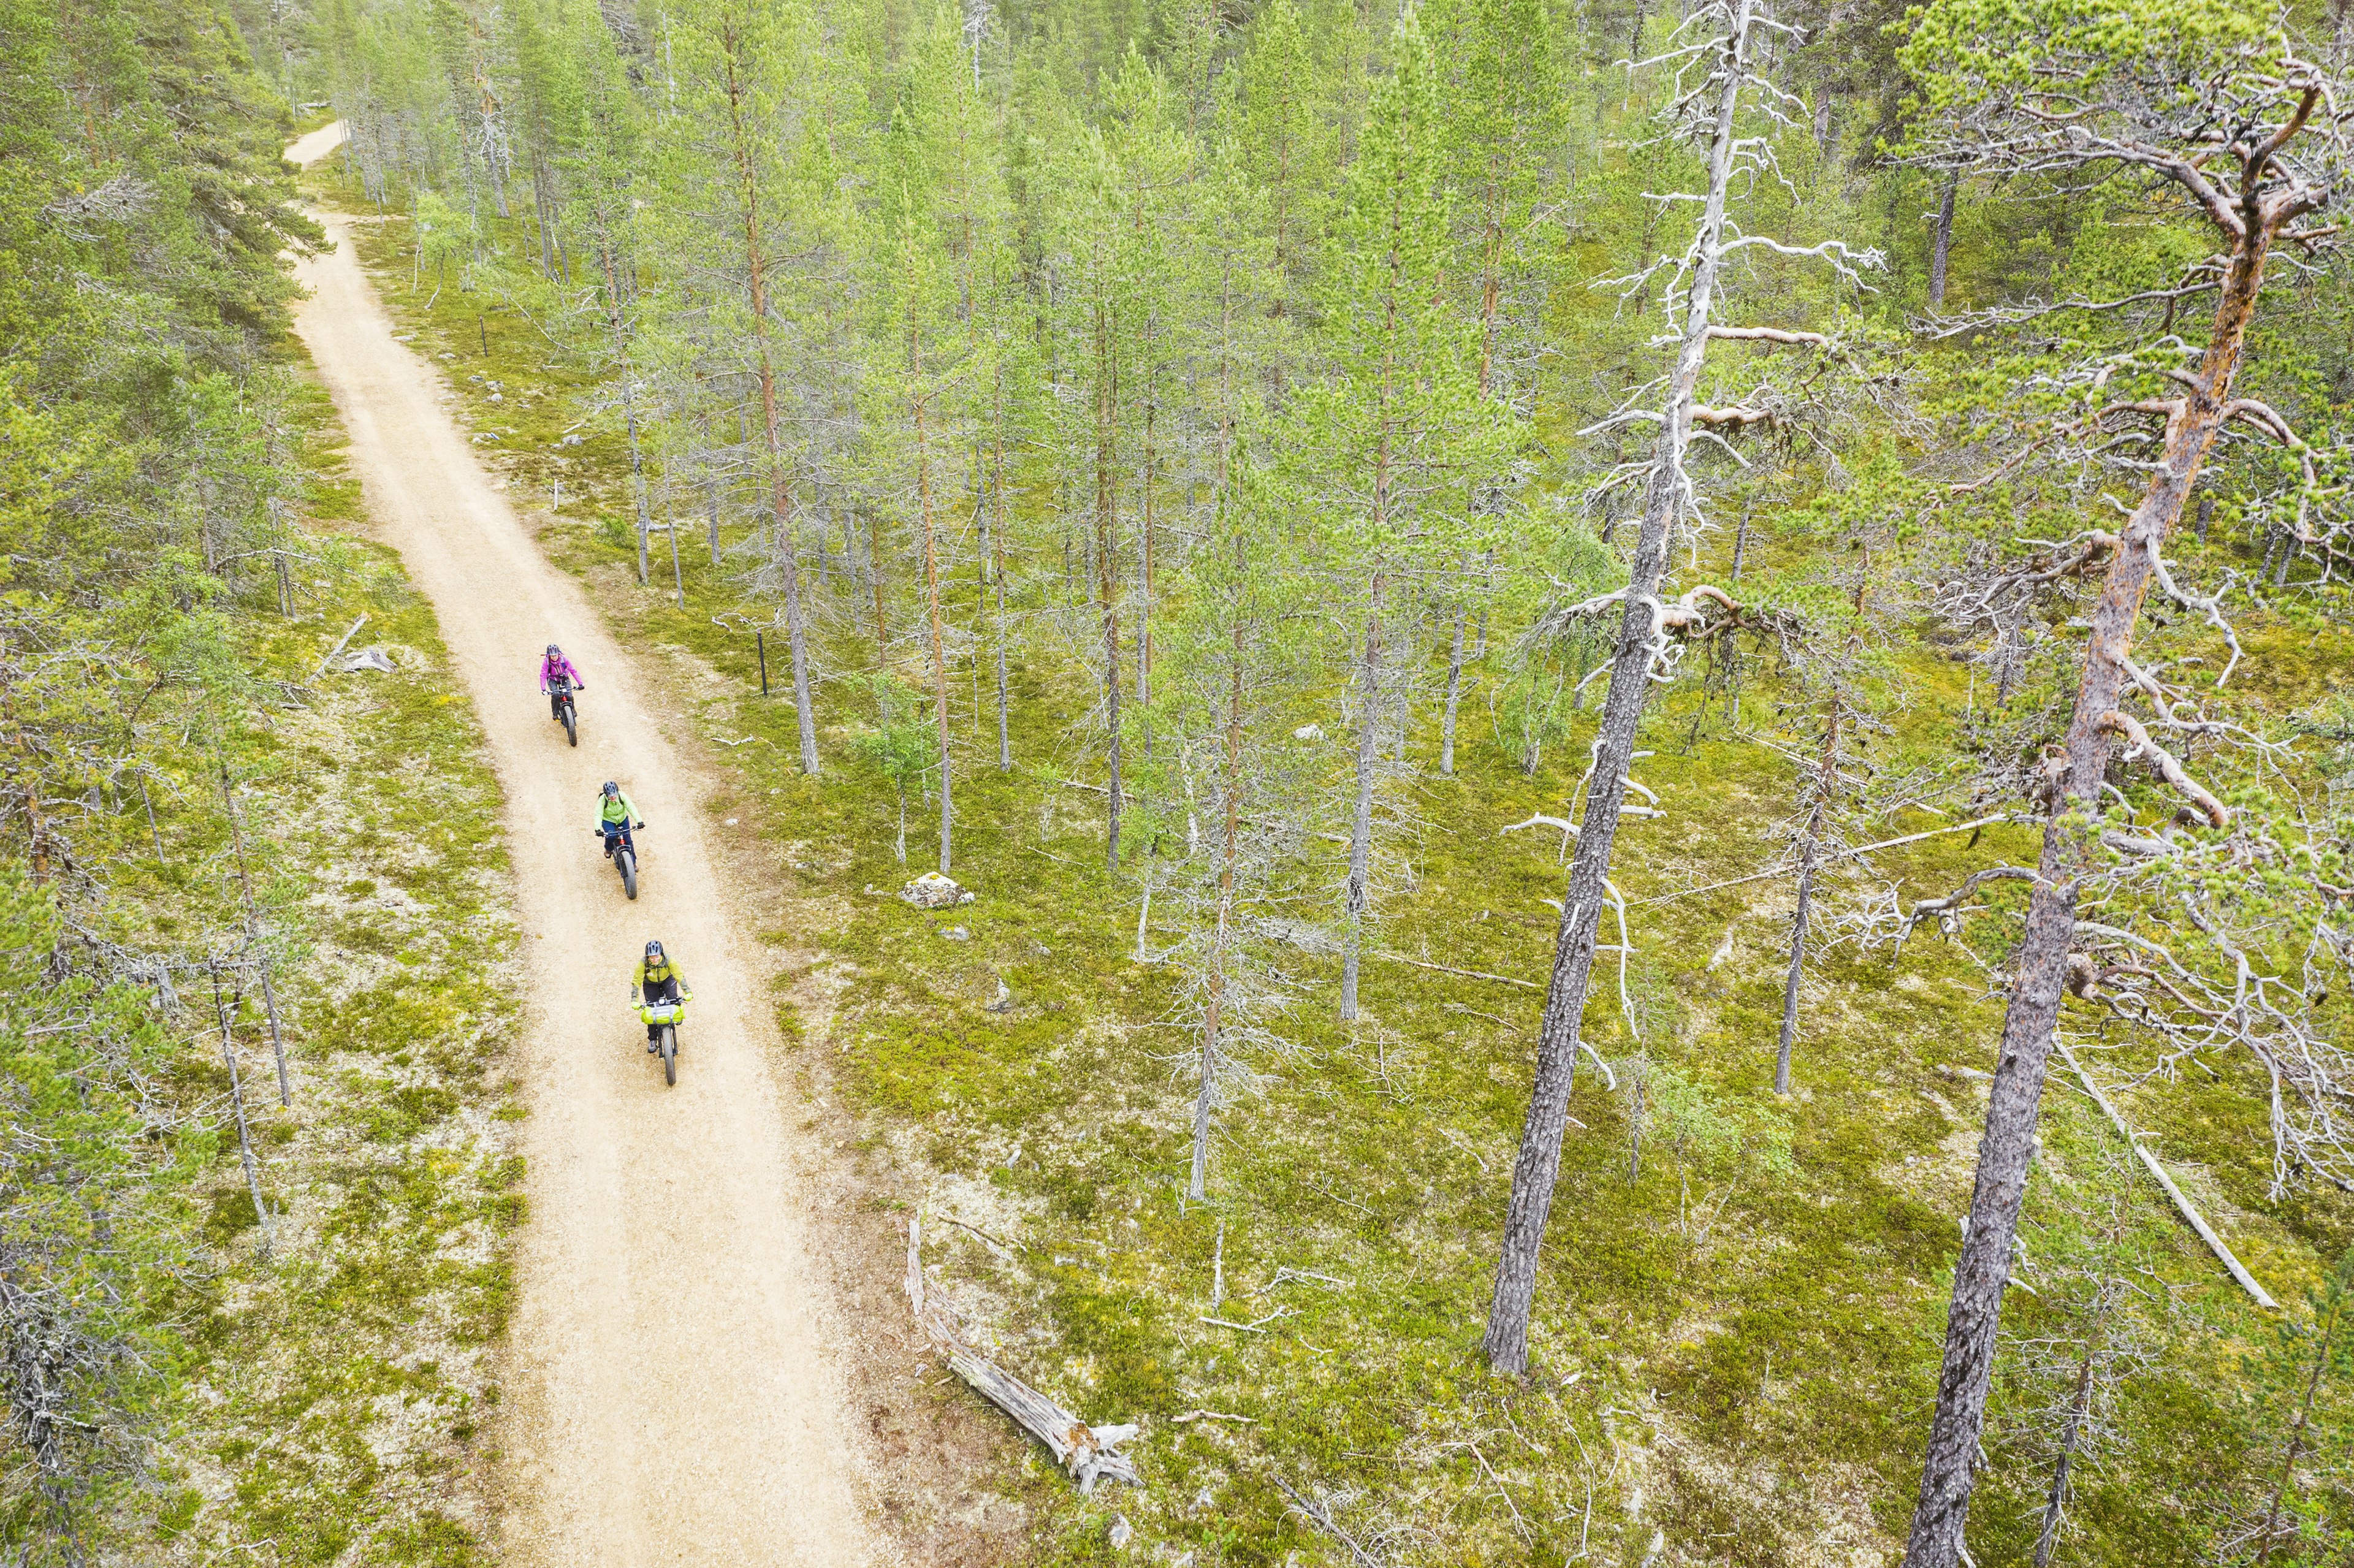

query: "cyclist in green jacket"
left=596, top=780, right=644, bottom=859
left=631, top=939, right=691, bottom=1049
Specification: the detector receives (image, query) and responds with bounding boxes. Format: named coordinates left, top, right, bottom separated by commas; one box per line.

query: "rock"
left=939, top=925, right=971, bottom=942
left=1108, top=1517, right=1132, bottom=1551
left=986, top=978, right=1013, bottom=1013
left=1292, top=723, right=1323, bottom=741
left=562, top=432, right=584, bottom=446
left=897, top=871, right=972, bottom=909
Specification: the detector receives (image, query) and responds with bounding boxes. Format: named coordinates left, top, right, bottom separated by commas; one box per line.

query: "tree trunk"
left=870, top=508, right=889, bottom=664
left=1193, top=647, right=1245, bottom=1200
left=1485, top=1, right=1755, bottom=1375
left=1905, top=168, right=2282, bottom=1568
left=722, top=28, right=819, bottom=775
left=1773, top=833, right=1816, bottom=1096
left=1094, top=293, right=1124, bottom=870
left=1441, top=561, right=1468, bottom=778
left=1339, top=573, right=1385, bottom=1023
left=1927, top=169, right=1957, bottom=309
left=991, top=365, right=1013, bottom=771
left=912, top=295, right=952, bottom=875
left=2033, top=1341, right=2097, bottom=1568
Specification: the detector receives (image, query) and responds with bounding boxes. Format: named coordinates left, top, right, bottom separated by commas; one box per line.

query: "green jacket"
left=598, top=788, right=642, bottom=826
left=631, top=956, right=690, bottom=1007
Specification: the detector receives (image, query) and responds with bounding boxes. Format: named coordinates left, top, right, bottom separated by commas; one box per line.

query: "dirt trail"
left=288, top=126, right=877, bottom=1567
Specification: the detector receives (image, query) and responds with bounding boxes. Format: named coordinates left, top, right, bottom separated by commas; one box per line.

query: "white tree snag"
left=905, top=1217, right=1141, bottom=1491
left=2053, top=1038, right=2277, bottom=1309
left=1486, top=0, right=1740, bottom=1371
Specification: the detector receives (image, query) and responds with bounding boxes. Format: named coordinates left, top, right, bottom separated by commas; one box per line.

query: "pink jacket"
left=539, top=652, right=583, bottom=693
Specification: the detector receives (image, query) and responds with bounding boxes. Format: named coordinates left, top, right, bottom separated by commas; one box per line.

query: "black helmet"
left=546, top=643, right=561, bottom=657
left=602, top=780, right=619, bottom=796
left=645, top=940, right=665, bottom=959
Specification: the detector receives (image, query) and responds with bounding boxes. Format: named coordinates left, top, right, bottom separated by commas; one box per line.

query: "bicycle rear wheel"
left=660, top=1026, right=677, bottom=1086
left=619, top=847, right=638, bottom=900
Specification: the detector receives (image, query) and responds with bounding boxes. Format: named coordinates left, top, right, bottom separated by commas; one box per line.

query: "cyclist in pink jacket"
left=539, top=644, right=585, bottom=721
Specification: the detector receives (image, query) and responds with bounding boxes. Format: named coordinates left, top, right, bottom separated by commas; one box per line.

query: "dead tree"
left=1484, top=0, right=1880, bottom=1372
left=1893, top=25, right=2350, bottom=1561
left=1769, top=631, right=1877, bottom=1095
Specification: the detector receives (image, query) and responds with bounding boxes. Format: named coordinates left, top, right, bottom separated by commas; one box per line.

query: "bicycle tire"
left=619, top=847, right=638, bottom=900
left=563, top=704, right=577, bottom=747
left=660, top=1026, right=677, bottom=1086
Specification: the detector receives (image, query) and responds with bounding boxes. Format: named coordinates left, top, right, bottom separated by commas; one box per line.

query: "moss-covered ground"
left=102, top=346, right=522, bottom=1562
left=318, top=151, right=2354, bottom=1566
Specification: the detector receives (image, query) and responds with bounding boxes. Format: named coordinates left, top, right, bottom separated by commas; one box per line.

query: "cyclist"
left=539, top=644, right=585, bottom=721
left=596, top=780, right=644, bottom=859
left=631, top=939, right=691, bottom=1050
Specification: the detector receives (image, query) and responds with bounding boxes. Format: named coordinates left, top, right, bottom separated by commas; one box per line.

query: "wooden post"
left=757, top=631, right=769, bottom=696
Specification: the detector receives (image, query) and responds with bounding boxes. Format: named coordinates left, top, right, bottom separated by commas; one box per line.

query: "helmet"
left=546, top=643, right=562, bottom=657
left=602, top=780, right=620, bottom=797
left=644, top=940, right=665, bottom=959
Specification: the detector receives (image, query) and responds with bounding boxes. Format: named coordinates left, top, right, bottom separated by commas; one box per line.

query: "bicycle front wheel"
left=660, top=1026, right=677, bottom=1086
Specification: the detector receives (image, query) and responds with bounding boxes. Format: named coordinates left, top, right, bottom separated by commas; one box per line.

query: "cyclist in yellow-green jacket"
left=631, top=939, right=691, bottom=1050
left=596, top=780, right=644, bottom=859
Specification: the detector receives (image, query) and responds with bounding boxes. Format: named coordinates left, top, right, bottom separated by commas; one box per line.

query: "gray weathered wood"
left=905, top=1217, right=1141, bottom=1491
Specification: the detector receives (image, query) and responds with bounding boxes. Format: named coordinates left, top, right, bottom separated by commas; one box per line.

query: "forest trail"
left=287, top=126, right=877, bottom=1567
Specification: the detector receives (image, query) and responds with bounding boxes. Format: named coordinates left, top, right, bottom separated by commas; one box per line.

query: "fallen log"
left=905, top=1215, right=1142, bottom=1491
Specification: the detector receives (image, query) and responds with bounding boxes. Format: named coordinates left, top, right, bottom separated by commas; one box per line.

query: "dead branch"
left=905, top=1217, right=1141, bottom=1491
left=2052, top=1038, right=2277, bottom=1308
left=2094, top=712, right=2230, bottom=829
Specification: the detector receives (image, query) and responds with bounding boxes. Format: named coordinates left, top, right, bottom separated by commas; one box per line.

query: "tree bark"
left=1773, top=839, right=1816, bottom=1096
left=1094, top=292, right=1124, bottom=870
left=2033, top=1339, right=2097, bottom=1568
left=1339, top=573, right=1386, bottom=1022
left=1485, top=0, right=1756, bottom=1374
left=1927, top=169, right=1957, bottom=309
left=991, top=365, right=1013, bottom=771
left=1193, top=647, right=1245, bottom=1200
left=1905, top=141, right=2290, bottom=1568
left=1441, top=561, right=1469, bottom=777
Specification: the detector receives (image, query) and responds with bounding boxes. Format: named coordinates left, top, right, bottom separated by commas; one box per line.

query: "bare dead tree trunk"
left=1441, top=556, right=1469, bottom=777
left=219, top=758, right=291, bottom=1106
left=2255, top=1292, right=2339, bottom=1567
left=1485, top=0, right=1759, bottom=1374
left=1192, top=648, right=1244, bottom=1200
left=1906, top=99, right=2317, bottom=1564
left=1094, top=293, right=1124, bottom=870
left=912, top=310, right=952, bottom=875
left=720, top=26, right=818, bottom=774
left=1339, top=573, right=1386, bottom=1022
left=209, top=961, right=273, bottom=1258
left=991, top=365, right=1012, bottom=771
left=1927, top=169, right=1957, bottom=308
left=1775, top=697, right=1840, bottom=1095
left=2033, top=1339, right=2097, bottom=1568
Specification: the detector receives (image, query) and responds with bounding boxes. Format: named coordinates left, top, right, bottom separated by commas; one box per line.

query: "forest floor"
left=292, top=130, right=2354, bottom=1568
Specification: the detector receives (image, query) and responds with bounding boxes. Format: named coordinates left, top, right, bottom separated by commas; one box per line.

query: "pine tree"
left=1276, top=6, right=1507, bottom=1022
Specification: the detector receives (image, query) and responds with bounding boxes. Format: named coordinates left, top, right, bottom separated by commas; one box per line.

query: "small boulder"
left=1108, top=1516, right=1132, bottom=1551
left=897, top=871, right=973, bottom=909
left=939, top=925, right=971, bottom=942
left=1292, top=723, right=1324, bottom=741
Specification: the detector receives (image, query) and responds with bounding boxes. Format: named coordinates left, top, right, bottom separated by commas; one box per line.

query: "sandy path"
left=287, top=126, right=876, bottom=1568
